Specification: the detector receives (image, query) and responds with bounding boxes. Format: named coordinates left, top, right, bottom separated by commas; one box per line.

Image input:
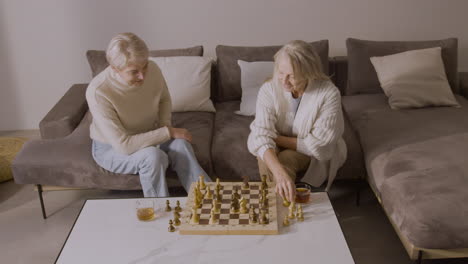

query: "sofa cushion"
left=381, top=148, right=468, bottom=249
left=215, top=40, right=329, bottom=102
left=370, top=47, right=459, bottom=109
left=346, top=38, right=458, bottom=95
left=212, top=101, right=258, bottom=181
left=86, top=46, right=204, bottom=77
left=149, top=56, right=216, bottom=112
left=342, top=93, right=468, bottom=197
left=13, top=111, right=214, bottom=189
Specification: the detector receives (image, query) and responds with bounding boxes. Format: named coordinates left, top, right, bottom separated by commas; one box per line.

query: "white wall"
left=1, top=0, right=468, bottom=130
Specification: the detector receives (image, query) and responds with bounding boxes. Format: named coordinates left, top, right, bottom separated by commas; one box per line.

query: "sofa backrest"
left=86, top=46, right=204, bottom=77
left=214, top=40, right=329, bottom=102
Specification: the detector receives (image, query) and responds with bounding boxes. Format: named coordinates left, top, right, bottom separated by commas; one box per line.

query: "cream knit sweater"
left=86, top=61, right=172, bottom=155
left=247, top=79, right=347, bottom=189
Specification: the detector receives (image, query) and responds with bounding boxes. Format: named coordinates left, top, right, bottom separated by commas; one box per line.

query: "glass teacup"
left=136, top=199, right=156, bottom=221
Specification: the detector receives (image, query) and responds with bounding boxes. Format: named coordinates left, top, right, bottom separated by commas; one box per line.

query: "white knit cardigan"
left=247, top=79, right=347, bottom=190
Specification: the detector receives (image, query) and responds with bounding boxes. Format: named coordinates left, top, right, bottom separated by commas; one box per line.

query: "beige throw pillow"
left=149, top=56, right=215, bottom=112
left=370, top=47, right=459, bottom=109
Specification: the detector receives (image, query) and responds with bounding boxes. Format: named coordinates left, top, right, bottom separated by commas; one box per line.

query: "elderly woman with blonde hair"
left=248, top=40, right=347, bottom=202
left=86, top=32, right=209, bottom=197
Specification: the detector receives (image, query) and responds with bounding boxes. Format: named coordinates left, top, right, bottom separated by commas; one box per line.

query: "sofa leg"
left=415, top=250, right=422, bottom=264
left=356, top=182, right=361, bottom=207
left=37, top=184, right=47, bottom=219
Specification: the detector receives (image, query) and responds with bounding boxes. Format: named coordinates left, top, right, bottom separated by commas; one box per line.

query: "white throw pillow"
left=236, top=60, right=274, bottom=116
left=370, top=47, right=459, bottom=109
left=150, top=56, right=215, bottom=112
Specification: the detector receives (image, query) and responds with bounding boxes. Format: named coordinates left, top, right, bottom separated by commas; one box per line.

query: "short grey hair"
left=273, top=40, right=329, bottom=86
left=106, top=32, right=149, bottom=70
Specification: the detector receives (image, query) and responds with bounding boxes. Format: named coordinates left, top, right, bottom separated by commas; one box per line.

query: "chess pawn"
left=168, top=220, right=176, bottom=232
left=288, top=204, right=296, bottom=219
left=199, top=175, right=206, bottom=190
left=261, top=175, right=268, bottom=190
left=249, top=207, right=258, bottom=224
left=297, top=204, right=304, bottom=221
left=165, top=200, right=172, bottom=212
left=283, top=215, right=290, bottom=226
left=291, top=202, right=297, bottom=212
left=173, top=212, right=181, bottom=226
left=209, top=208, right=218, bottom=224
left=175, top=200, right=182, bottom=212
left=240, top=197, right=248, bottom=214
left=242, top=176, right=250, bottom=190
left=259, top=209, right=269, bottom=224
left=297, top=211, right=304, bottom=222
left=283, top=197, right=291, bottom=207
left=190, top=206, right=200, bottom=224
left=204, top=186, right=213, bottom=199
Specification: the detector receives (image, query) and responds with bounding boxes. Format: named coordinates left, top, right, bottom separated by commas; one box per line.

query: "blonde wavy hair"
left=273, top=40, right=329, bottom=89
left=106, top=32, right=149, bottom=70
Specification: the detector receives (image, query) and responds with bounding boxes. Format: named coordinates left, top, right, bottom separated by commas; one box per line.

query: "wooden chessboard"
left=179, top=181, right=279, bottom=235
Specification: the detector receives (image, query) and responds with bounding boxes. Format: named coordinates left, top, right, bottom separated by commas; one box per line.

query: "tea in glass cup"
left=136, top=199, right=155, bottom=221
left=295, top=182, right=312, bottom=203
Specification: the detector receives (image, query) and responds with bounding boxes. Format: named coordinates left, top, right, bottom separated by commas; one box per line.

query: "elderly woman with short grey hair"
left=248, top=40, right=347, bottom=202
left=86, top=32, right=210, bottom=197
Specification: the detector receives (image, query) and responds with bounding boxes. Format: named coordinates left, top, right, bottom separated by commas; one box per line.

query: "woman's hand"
left=274, top=169, right=296, bottom=202
left=168, top=127, right=192, bottom=142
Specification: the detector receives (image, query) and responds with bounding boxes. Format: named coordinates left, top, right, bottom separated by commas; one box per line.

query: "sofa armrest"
left=39, top=83, right=89, bottom=139
left=460, top=72, right=468, bottom=98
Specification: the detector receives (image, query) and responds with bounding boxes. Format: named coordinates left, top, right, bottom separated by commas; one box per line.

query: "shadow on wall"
left=0, top=1, right=20, bottom=130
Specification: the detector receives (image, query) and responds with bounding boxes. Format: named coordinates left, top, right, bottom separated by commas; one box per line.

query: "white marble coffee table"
left=55, top=192, right=354, bottom=264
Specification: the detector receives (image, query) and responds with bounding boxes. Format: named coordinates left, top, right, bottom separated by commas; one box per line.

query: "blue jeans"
left=91, top=139, right=210, bottom=197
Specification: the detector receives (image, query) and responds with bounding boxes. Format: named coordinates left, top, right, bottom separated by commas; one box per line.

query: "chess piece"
left=261, top=175, right=268, bottom=190
left=288, top=203, right=296, bottom=219
left=212, top=198, right=220, bottom=213
left=168, top=220, right=176, bottom=232
left=165, top=200, right=172, bottom=212
left=233, top=186, right=241, bottom=200
left=175, top=200, right=182, bottom=212
left=209, top=207, right=218, bottom=224
left=190, top=206, right=200, bottom=224
left=173, top=212, right=181, bottom=226
left=242, top=176, right=250, bottom=190
left=291, top=202, right=297, bottom=212
left=283, top=197, right=291, bottom=207
left=262, top=191, right=269, bottom=207
left=199, top=175, right=206, bottom=190
left=205, top=186, right=213, bottom=199
left=297, top=211, right=304, bottom=222
left=216, top=177, right=221, bottom=188
left=174, top=210, right=181, bottom=219
left=249, top=207, right=258, bottom=224
left=297, top=204, right=304, bottom=222
left=230, top=194, right=240, bottom=213
left=283, top=215, right=290, bottom=226
left=259, top=209, right=269, bottom=224
left=240, top=197, right=248, bottom=214
left=215, top=184, right=221, bottom=198
left=196, top=181, right=201, bottom=192
left=195, top=195, right=202, bottom=209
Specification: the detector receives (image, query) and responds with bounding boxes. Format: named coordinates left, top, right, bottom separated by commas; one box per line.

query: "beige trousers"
left=257, top=148, right=310, bottom=183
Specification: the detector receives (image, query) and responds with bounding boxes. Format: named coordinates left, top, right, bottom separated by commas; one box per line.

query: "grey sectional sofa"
left=12, top=39, right=468, bottom=263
